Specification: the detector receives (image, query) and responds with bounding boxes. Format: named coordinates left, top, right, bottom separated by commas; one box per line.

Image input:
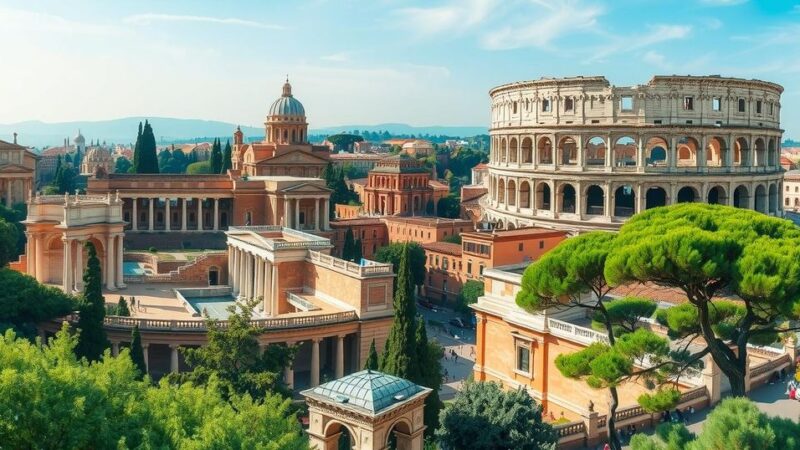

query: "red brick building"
left=362, top=155, right=448, bottom=216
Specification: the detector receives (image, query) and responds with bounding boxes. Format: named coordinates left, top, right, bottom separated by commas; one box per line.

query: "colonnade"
left=1, top=178, right=33, bottom=206
left=282, top=196, right=330, bottom=231
left=228, top=245, right=280, bottom=315
left=40, top=233, right=126, bottom=292
left=127, top=197, right=227, bottom=231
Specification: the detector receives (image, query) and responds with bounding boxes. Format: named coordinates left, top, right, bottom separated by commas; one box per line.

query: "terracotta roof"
left=330, top=153, right=386, bottom=160
left=473, top=163, right=488, bottom=170
left=461, top=192, right=486, bottom=206
left=462, top=226, right=567, bottom=241
left=330, top=218, right=384, bottom=227
left=429, top=180, right=449, bottom=190
left=422, top=241, right=463, bottom=256
left=42, top=146, right=70, bottom=156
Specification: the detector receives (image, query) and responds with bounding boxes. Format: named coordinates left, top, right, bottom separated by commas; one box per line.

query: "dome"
left=304, top=370, right=424, bottom=414
left=268, top=79, right=305, bottom=117
left=74, top=130, right=85, bottom=144
left=84, top=146, right=111, bottom=162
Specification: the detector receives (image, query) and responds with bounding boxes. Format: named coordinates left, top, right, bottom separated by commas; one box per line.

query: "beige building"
left=484, top=75, right=785, bottom=232
left=0, top=136, right=37, bottom=206
left=401, top=140, right=434, bottom=157
left=81, top=146, right=114, bottom=176
left=784, top=170, right=800, bottom=212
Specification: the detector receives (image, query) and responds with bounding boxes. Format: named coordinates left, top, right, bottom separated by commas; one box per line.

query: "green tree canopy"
left=114, top=156, right=132, bottom=174
left=75, top=242, right=108, bottom=362
left=456, top=280, right=484, bottom=313
left=210, top=138, right=223, bottom=174
left=0, top=325, right=306, bottom=449
left=186, top=160, right=212, bottom=174
left=115, top=296, right=130, bottom=317
left=342, top=227, right=355, bottom=261
left=221, top=139, right=232, bottom=173
left=0, top=217, right=20, bottom=267
left=129, top=324, right=146, bottom=377
left=436, top=381, right=557, bottom=450
left=0, top=268, right=75, bottom=339
left=133, top=120, right=159, bottom=173
left=436, top=195, right=461, bottom=218
left=374, top=242, right=426, bottom=287
left=380, top=244, right=419, bottom=380
left=326, top=133, right=364, bottom=151
left=605, top=203, right=800, bottom=396
left=364, top=338, right=379, bottom=370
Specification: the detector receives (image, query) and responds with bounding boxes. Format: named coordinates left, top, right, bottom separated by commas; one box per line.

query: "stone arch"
left=755, top=138, right=766, bottom=167
left=208, top=266, right=220, bottom=286
left=538, top=137, right=553, bottom=164
left=768, top=183, right=778, bottom=214
left=645, top=136, right=669, bottom=167
left=509, top=137, right=518, bottom=163
left=676, top=137, right=699, bottom=166
left=507, top=179, right=517, bottom=207
left=497, top=178, right=505, bottom=204
left=586, top=136, right=606, bottom=167
left=707, top=185, right=728, bottom=205
left=495, top=218, right=505, bottom=230
left=507, top=222, right=517, bottom=230
left=645, top=186, right=667, bottom=209
left=768, top=138, right=777, bottom=167
left=755, top=184, right=767, bottom=213
left=733, top=185, right=750, bottom=209
left=386, top=417, right=414, bottom=448
left=500, top=137, right=508, bottom=163
left=519, top=181, right=531, bottom=208
left=558, top=183, right=576, bottom=213
left=521, top=137, right=533, bottom=163
left=613, top=136, right=636, bottom=167
left=535, top=182, right=551, bottom=211
left=585, top=185, right=605, bottom=215
left=706, top=137, right=727, bottom=167
left=558, top=136, right=578, bottom=166
left=324, top=420, right=357, bottom=450
left=734, top=137, right=749, bottom=166
left=614, top=185, right=635, bottom=217
left=677, top=186, right=699, bottom=203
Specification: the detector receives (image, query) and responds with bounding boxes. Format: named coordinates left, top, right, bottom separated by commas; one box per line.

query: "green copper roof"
left=307, top=370, right=423, bottom=414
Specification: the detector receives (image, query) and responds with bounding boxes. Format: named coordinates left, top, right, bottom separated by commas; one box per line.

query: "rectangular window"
left=738, top=98, right=746, bottom=112
left=518, top=243, right=523, bottom=251
left=435, top=256, right=439, bottom=266
left=653, top=119, right=662, bottom=124
left=516, top=344, right=531, bottom=373
left=756, top=100, right=763, bottom=114
left=542, top=99, right=551, bottom=112
left=712, top=97, right=721, bottom=111
left=591, top=119, right=600, bottom=124
left=479, top=264, right=484, bottom=275
left=467, top=261, right=472, bottom=274
left=539, top=240, right=544, bottom=249
left=564, top=97, right=574, bottom=111
left=620, top=96, right=633, bottom=111
left=442, top=258, right=448, bottom=270
left=683, top=96, right=694, bottom=111
left=769, top=102, right=774, bottom=115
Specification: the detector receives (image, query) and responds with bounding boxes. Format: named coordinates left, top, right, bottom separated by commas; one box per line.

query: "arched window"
left=613, top=136, right=636, bottom=167
left=614, top=185, right=635, bottom=217
left=586, top=136, right=606, bottom=167
left=585, top=185, right=604, bottom=215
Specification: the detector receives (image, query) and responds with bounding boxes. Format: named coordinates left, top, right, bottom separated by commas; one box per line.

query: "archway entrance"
left=585, top=185, right=604, bottom=216
left=614, top=185, right=635, bottom=217
left=677, top=187, right=697, bottom=203
left=733, top=185, right=749, bottom=209
left=208, top=268, right=219, bottom=286
left=645, top=187, right=667, bottom=209
left=560, top=184, right=576, bottom=214
left=707, top=186, right=727, bottom=205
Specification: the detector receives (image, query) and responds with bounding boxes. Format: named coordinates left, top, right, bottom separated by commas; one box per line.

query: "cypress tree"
left=343, top=228, right=355, bottom=261
left=75, top=242, right=108, bottom=361
left=141, top=121, right=159, bottom=174
left=52, top=155, right=64, bottom=193
left=210, top=138, right=222, bottom=174
left=116, top=296, right=130, bottom=317
left=353, top=238, right=363, bottom=263
left=379, top=244, right=419, bottom=380
left=364, top=339, right=379, bottom=371
left=129, top=324, right=147, bottom=377
left=415, top=317, right=443, bottom=435
left=221, top=139, right=232, bottom=173
left=133, top=122, right=143, bottom=171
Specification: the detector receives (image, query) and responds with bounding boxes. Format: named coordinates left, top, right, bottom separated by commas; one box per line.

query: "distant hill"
left=0, top=117, right=487, bottom=149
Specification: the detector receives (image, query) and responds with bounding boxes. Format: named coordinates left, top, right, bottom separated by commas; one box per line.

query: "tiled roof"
left=422, top=241, right=462, bottom=256
left=305, top=370, right=423, bottom=414
left=462, top=226, right=567, bottom=241
left=330, top=218, right=384, bottom=227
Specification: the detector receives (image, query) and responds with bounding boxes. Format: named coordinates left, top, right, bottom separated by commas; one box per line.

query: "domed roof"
left=268, top=79, right=305, bottom=117
left=304, top=370, right=425, bottom=414
left=84, top=146, right=111, bottom=162
left=74, top=130, right=85, bottom=144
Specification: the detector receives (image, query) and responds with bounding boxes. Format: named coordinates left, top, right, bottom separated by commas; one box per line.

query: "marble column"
left=294, top=198, right=300, bottom=229
left=323, top=199, right=330, bottom=230
left=74, top=240, right=84, bottom=291
left=62, top=238, right=73, bottom=292
left=213, top=198, right=219, bottom=230
left=283, top=198, right=290, bottom=227
left=198, top=199, right=204, bottom=230
left=255, top=257, right=264, bottom=303
left=263, top=261, right=273, bottom=315
left=271, top=264, right=280, bottom=315
left=314, top=198, right=320, bottom=231
left=142, top=343, right=150, bottom=374
left=106, top=235, right=116, bottom=290
left=165, top=198, right=171, bottom=230
left=34, top=234, right=43, bottom=281
left=311, top=338, right=321, bottom=387
left=170, top=344, right=180, bottom=373
left=148, top=199, right=154, bottom=231
left=131, top=198, right=138, bottom=231
left=26, top=233, right=34, bottom=275
left=245, top=253, right=253, bottom=299
left=116, top=235, right=125, bottom=289
left=336, top=335, right=345, bottom=379
left=232, top=247, right=239, bottom=294
left=181, top=198, right=187, bottom=231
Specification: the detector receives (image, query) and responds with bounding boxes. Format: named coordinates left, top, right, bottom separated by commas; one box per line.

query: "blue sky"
left=1, top=0, right=799, bottom=137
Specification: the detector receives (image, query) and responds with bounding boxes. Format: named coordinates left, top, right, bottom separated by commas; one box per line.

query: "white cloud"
left=0, top=7, right=117, bottom=35
left=482, top=2, right=603, bottom=50
left=642, top=51, right=670, bottom=70
left=699, top=0, right=747, bottom=5
left=587, top=24, right=691, bottom=62
left=123, top=13, right=285, bottom=30
left=394, top=0, right=498, bottom=35
left=706, top=18, right=723, bottom=30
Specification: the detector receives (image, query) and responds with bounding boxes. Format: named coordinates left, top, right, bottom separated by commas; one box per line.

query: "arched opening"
left=509, top=138, right=518, bottom=163
left=645, top=187, right=667, bottom=209
left=614, top=185, right=635, bottom=217
left=734, top=137, right=749, bottom=166
left=613, top=136, right=636, bottom=167
left=585, top=185, right=605, bottom=215
left=497, top=179, right=505, bottom=204
left=507, top=179, right=517, bottom=207
left=676, top=137, right=699, bottom=166
left=558, top=137, right=578, bottom=166
left=733, top=185, right=749, bottom=209
left=677, top=186, right=698, bottom=203
left=208, top=267, right=219, bottom=286
left=500, top=138, right=507, bottom=163
left=538, top=137, right=553, bottom=164
left=768, top=183, right=778, bottom=214
left=495, top=219, right=504, bottom=230
left=521, top=137, right=533, bottom=163
left=519, top=181, right=531, bottom=208
left=768, top=138, right=777, bottom=167
left=324, top=421, right=355, bottom=450
left=706, top=137, right=726, bottom=167
left=536, top=183, right=551, bottom=211
left=707, top=186, right=727, bottom=205
left=560, top=184, right=576, bottom=214
left=795, top=198, right=799, bottom=208
left=586, top=136, right=606, bottom=167
left=507, top=222, right=516, bottom=230
left=386, top=419, right=413, bottom=449
left=645, top=137, right=668, bottom=167
left=755, top=138, right=766, bottom=167
left=755, top=184, right=767, bottom=213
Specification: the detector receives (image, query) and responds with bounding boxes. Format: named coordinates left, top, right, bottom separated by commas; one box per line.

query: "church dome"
left=268, top=79, right=305, bottom=117
left=84, top=146, right=111, bottom=162
left=74, top=130, right=86, bottom=144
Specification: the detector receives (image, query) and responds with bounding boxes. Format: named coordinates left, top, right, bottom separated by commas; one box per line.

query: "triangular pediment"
left=256, top=149, right=329, bottom=166
left=0, top=163, right=34, bottom=173
left=281, top=182, right=332, bottom=193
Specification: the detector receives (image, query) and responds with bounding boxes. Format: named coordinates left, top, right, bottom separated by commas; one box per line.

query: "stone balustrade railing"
left=307, top=250, right=393, bottom=277
left=750, top=353, right=791, bottom=379
left=554, top=420, right=585, bottom=438
left=547, top=318, right=610, bottom=345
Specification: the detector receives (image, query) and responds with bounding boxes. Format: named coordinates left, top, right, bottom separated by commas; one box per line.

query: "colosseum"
left=484, top=75, right=784, bottom=232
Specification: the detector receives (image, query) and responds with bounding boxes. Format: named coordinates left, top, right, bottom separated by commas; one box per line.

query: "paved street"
left=418, top=302, right=476, bottom=400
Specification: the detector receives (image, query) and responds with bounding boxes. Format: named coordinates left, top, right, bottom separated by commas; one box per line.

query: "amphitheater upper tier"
left=485, top=75, right=785, bottom=232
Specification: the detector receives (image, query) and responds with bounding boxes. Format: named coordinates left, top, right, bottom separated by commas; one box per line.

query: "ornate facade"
left=484, top=75, right=785, bottom=232
left=362, top=155, right=448, bottom=216
left=0, top=136, right=37, bottom=206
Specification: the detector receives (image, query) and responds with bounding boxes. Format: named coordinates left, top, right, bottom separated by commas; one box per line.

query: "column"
left=112, top=341, right=120, bottom=357
left=336, top=335, right=345, bottom=378
left=311, top=338, right=321, bottom=387
left=271, top=264, right=280, bottom=316
left=34, top=234, right=44, bottom=281
left=263, top=261, right=273, bottom=314
left=323, top=199, right=330, bottom=230
left=106, top=235, right=116, bottom=290
left=294, top=198, right=300, bottom=230
left=232, top=248, right=240, bottom=294
left=245, top=253, right=253, bottom=299
left=26, top=233, right=34, bottom=275
left=148, top=198, right=154, bottom=231
left=5, top=181, right=11, bottom=206
left=170, top=344, right=180, bottom=374
left=283, top=198, right=290, bottom=227
left=238, top=249, right=246, bottom=297
left=314, top=198, right=320, bottom=231
left=116, top=235, right=125, bottom=289
left=132, top=198, right=138, bottom=231
left=197, top=198, right=204, bottom=230
left=62, top=238, right=73, bottom=292
left=74, top=240, right=84, bottom=291
left=181, top=198, right=187, bottom=231
left=165, top=198, right=171, bottom=230
left=213, top=199, right=219, bottom=230
left=284, top=340, right=295, bottom=390
left=255, top=258, right=264, bottom=303
left=142, top=343, right=150, bottom=374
